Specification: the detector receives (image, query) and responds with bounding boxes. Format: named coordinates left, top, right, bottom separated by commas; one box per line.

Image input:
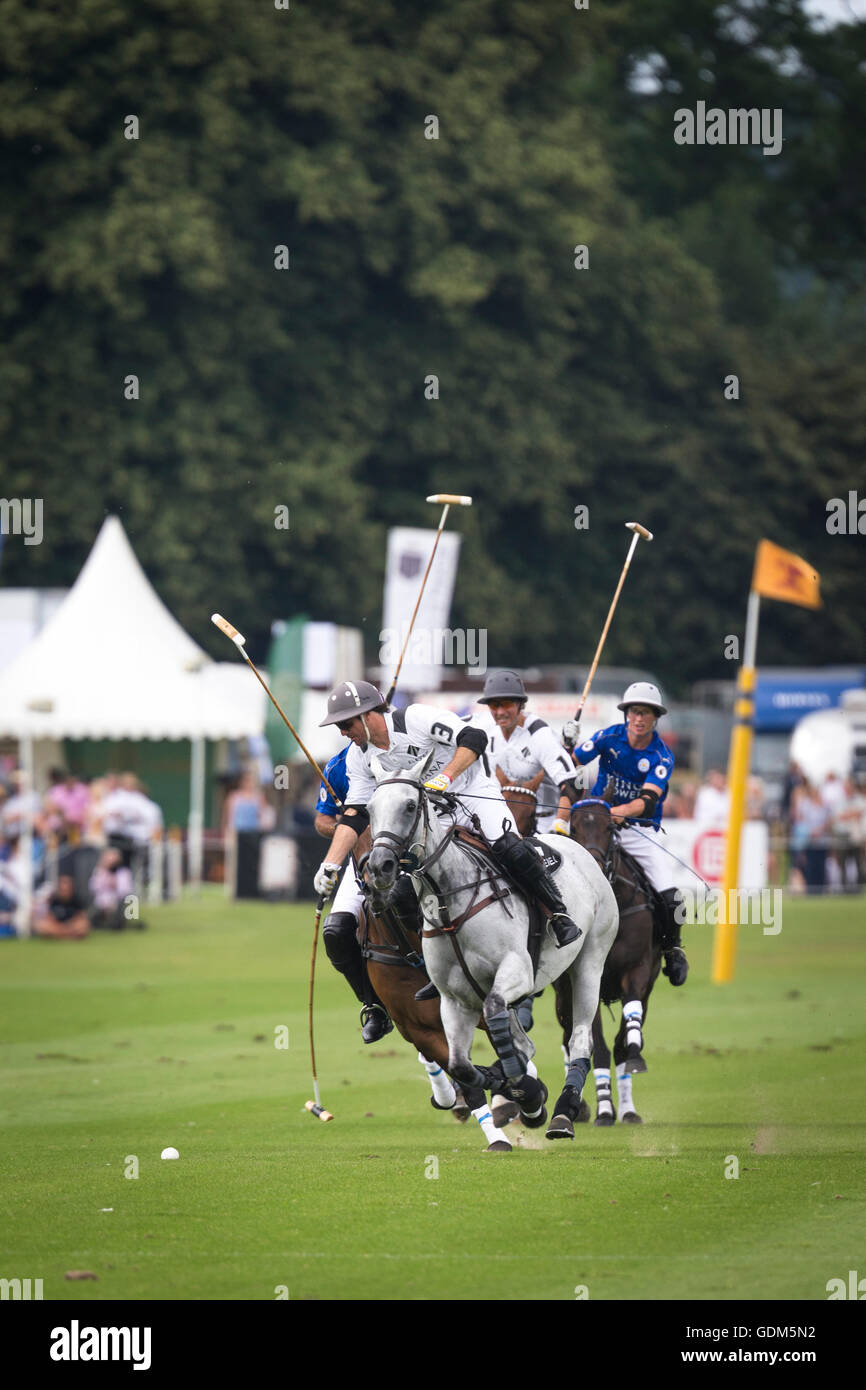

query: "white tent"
left=0, top=516, right=265, bottom=912
left=0, top=516, right=263, bottom=740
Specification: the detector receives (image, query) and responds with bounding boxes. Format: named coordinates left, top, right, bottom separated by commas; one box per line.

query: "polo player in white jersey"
left=313, top=680, right=581, bottom=1020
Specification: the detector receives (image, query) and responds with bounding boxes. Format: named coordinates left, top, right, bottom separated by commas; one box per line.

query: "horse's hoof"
left=625, top=1053, right=647, bottom=1075
left=491, top=1096, right=520, bottom=1128
left=621, top=1110, right=643, bottom=1124
left=485, top=1139, right=512, bottom=1153
left=521, top=1104, right=548, bottom=1130
left=546, top=1115, right=574, bottom=1140
left=451, top=1103, right=471, bottom=1123
left=594, top=1110, right=616, bottom=1127
left=575, top=1099, right=591, bottom=1123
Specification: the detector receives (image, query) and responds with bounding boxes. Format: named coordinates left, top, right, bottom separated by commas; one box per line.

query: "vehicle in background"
left=790, top=689, right=866, bottom=788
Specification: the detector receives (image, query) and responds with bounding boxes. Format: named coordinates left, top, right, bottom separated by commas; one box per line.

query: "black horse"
left=554, top=797, right=662, bottom=1125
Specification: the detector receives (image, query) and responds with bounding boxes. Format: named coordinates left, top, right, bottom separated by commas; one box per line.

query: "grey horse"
left=365, top=752, right=618, bottom=1139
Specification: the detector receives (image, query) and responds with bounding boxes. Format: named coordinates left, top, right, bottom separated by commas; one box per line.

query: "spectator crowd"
left=0, top=765, right=163, bottom=939
left=2, top=752, right=861, bottom=935
left=663, top=762, right=866, bottom=894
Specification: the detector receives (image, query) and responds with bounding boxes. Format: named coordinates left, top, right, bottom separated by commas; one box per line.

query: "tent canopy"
left=0, top=517, right=264, bottom=740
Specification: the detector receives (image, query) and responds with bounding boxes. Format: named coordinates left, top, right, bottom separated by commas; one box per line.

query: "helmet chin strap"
left=360, top=713, right=372, bottom=743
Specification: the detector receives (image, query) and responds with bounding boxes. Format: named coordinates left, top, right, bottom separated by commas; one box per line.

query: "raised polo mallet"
left=210, top=614, right=340, bottom=803
left=384, top=494, right=472, bottom=704
left=564, top=522, right=654, bottom=750
left=211, top=613, right=338, bottom=1122
left=304, top=896, right=333, bottom=1122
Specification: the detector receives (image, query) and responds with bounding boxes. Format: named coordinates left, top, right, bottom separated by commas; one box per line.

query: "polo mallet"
left=564, top=522, right=654, bottom=750
left=304, top=895, right=333, bottom=1122
left=211, top=613, right=340, bottom=1122
left=384, top=494, right=472, bottom=704
left=210, top=614, right=340, bottom=803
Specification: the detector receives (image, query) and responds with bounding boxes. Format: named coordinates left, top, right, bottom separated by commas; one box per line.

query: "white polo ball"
left=160, top=1146, right=179, bottom=1160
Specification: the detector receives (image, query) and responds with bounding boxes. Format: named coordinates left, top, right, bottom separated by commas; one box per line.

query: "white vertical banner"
left=381, top=527, right=462, bottom=694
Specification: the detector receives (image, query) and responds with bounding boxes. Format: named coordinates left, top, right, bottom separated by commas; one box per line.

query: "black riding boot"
left=492, top=833, right=581, bottom=948
left=323, top=911, right=393, bottom=1041
left=659, top=888, right=689, bottom=986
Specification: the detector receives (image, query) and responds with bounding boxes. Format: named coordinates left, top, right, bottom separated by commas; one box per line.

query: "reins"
left=570, top=801, right=655, bottom=921
left=367, top=777, right=512, bottom=1002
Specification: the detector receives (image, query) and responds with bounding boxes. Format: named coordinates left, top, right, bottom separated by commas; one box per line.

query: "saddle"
left=443, top=826, right=558, bottom=980
left=418, top=824, right=511, bottom=937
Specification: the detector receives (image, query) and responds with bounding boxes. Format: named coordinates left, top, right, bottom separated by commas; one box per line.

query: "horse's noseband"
left=369, top=776, right=432, bottom=875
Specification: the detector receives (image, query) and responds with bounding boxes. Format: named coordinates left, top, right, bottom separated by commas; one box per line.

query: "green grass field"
left=1, top=890, right=863, bottom=1302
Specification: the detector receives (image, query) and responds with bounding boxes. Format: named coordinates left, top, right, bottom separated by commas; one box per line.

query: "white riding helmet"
left=617, top=681, right=667, bottom=717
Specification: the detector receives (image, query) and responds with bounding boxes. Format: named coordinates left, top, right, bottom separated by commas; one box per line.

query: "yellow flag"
left=752, top=539, right=821, bottom=609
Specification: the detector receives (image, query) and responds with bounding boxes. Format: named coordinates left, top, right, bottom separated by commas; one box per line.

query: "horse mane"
left=572, top=800, right=661, bottom=923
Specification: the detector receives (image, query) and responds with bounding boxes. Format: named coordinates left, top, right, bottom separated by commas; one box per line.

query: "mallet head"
left=426, top=494, right=472, bottom=506
left=305, top=1100, right=334, bottom=1122
left=625, top=522, right=653, bottom=541
left=211, top=613, right=246, bottom=647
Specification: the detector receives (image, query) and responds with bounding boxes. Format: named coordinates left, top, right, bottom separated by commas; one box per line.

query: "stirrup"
left=359, top=1003, right=393, bottom=1042
left=550, top=913, right=581, bottom=948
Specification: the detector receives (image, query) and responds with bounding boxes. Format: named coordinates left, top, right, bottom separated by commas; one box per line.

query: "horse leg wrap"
left=472, top=1102, right=503, bottom=1148
left=615, top=1061, right=635, bottom=1115
left=552, top=1084, right=584, bottom=1121
left=507, top=1073, right=547, bottom=1125
left=419, top=1053, right=456, bottom=1110
left=486, top=1007, right=525, bottom=1082
left=594, top=1067, right=613, bottom=1105
left=457, top=1063, right=497, bottom=1091
left=623, top=1000, right=643, bottom=1054
left=485, top=1060, right=507, bottom=1095
left=594, top=1066, right=615, bottom=1121
left=564, top=1056, right=591, bottom=1094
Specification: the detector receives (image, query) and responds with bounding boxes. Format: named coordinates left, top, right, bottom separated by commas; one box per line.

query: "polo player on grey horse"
left=313, top=680, right=582, bottom=1022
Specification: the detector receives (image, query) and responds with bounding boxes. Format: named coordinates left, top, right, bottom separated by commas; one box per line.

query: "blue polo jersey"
left=315, top=746, right=350, bottom=817
left=571, top=723, right=674, bottom=826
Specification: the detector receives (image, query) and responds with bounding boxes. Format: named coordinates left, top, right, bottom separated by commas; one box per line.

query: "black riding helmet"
left=478, top=669, right=528, bottom=705
left=319, top=679, right=386, bottom=726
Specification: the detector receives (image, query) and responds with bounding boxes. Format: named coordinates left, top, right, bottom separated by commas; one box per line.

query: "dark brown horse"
left=554, top=798, right=662, bottom=1125
left=352, top=829, right=512, bottom=1152
left=500, top=785, right=538, bottom=838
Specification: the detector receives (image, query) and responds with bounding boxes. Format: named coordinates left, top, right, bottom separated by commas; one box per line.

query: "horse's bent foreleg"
left=481, top=951, right=535, bottom=1086
left=439, top=994, right=492, bottom=1091
left=419, top=1051, right=457, bottom=1110
left=548, top=949, right=604, bottom=1141
left=466, top=1088, right=513, bottom=1152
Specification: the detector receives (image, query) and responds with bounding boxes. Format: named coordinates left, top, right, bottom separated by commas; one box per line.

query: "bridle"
left=570, top=798, right=618, bottom=878
left=368, top=776, right=434, bottom=874
left=570, top=798, right=654, bottom=922
left=367, top=778, right=512, bottom=949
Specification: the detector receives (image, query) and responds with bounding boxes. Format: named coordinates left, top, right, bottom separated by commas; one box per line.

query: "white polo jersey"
left=345, top=704, right=513, bottom=841
left=487, top=715, right=575, bottom=831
